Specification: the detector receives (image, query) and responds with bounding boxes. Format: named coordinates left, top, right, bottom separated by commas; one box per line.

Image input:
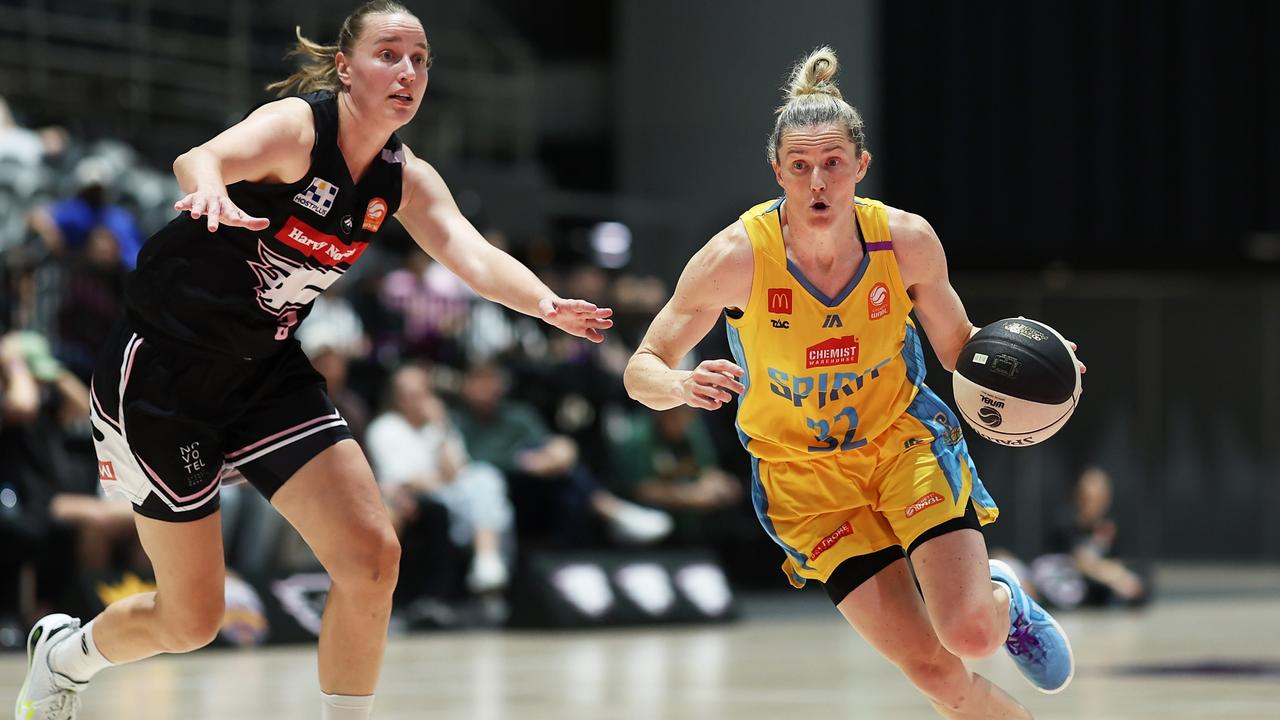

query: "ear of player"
left=952, top=318, right=1083, bottom=447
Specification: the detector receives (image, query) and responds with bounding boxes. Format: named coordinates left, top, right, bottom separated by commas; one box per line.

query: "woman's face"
left=337, top=13, right=430, bottom=127
left=772, top=124, right=869, bottom=231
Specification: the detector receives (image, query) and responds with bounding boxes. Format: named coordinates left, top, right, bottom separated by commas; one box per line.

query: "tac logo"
left=822, top=313, right=843, bottom=329
left=767, top=287, right=793, bottom=315
left=868, top=281, right=890, bottom=320
left=771, top=319, right=790, bottom=329
left=810, top=521, right=853, bottom=560
left=98, top=460, right=116, bottom=482
left=806, top=335, right=859, bottom=369
left=362, top=198, right=387, bottom=232
left=292, top=177, right=338, bottom=217
left=905, top=492, right=944, bottom=518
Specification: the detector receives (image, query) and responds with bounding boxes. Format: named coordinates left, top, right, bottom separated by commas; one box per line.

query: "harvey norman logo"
left=806, top=335, right=859, bottom=369
left=275, top=217, right=367, bottom=267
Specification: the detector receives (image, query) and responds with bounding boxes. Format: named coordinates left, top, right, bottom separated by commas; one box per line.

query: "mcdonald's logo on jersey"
left=768, top=288, right=793, bottom=314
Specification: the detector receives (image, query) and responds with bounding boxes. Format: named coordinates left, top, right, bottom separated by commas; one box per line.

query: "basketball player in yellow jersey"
left=625, top=47, right=1085, bottom=718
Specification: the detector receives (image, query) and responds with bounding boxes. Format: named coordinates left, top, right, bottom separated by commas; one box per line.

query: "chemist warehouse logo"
left=806, top=335, right=860, bottom=368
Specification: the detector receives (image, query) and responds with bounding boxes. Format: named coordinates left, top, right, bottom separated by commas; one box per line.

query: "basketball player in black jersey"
left=14, top=4, right=612, bottom=719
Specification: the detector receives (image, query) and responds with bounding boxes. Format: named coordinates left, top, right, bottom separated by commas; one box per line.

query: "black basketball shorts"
left=89, top=316, right=353, bottom=522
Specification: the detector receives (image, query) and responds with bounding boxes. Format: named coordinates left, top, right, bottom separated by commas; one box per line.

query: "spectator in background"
left=0, top=95, right=66, bottom=167
left=366, top=365, right=513, bottom=595
left=297, top=295, right=373, bottom=444
left=26, top=157, right=144, bottom=268
left=609, top=406, right=743, bottom=544
left=55, top=225, right=128, bottom=380
left=380, top=250, right=472, bottom=364
left=0, top=331, right=140, bottom=626
left=1032, top=467, right=1149, bottom=609
left=451, top=361, right=672, bottom=547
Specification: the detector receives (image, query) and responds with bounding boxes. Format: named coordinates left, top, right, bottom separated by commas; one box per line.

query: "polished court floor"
left=3, top=566, right=1278, bottom=719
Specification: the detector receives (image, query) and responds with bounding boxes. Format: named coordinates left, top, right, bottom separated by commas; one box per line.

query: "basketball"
left=952, top=318, right=1082, bottom=446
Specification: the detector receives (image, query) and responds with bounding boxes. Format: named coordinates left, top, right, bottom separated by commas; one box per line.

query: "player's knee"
left=159, top=598, right=225, bottom=653
left=935, top=606, right=1004, bottom=659
left=330, top=524, right=401, bottom=596
left=898, top=653, right=966, bottom=705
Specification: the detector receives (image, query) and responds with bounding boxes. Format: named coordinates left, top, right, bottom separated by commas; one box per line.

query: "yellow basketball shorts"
left=748, top=385, right=999, bottom=588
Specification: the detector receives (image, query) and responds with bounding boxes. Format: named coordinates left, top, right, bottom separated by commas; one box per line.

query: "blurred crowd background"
left=0, top=0, right=1276, bottom=644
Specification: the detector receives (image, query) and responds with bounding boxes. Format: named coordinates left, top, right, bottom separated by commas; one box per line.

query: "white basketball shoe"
left=14, top=614, right=87, bottom=720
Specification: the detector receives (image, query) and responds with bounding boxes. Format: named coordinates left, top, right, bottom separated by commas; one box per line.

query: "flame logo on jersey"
left=247, top=240, right=345, bottom=316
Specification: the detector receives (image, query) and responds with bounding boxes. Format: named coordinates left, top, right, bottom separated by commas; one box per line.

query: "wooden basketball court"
left=3, top=565, right=1278, bottom=719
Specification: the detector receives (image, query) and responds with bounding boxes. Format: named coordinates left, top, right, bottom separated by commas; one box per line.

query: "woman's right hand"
left=175, top=191, right=270, bottom=232
left=680, top=359, right=745, bottom=411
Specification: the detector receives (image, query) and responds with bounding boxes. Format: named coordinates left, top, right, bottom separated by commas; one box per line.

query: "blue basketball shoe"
left=989, top=559, right=1075, bottom=693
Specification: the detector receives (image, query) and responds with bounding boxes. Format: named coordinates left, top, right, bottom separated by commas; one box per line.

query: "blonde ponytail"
left=266, top=26, right=342, bottom=96
left=264, top=1, right=415, bottom=97
left=767, top=46, right=867, bottom=164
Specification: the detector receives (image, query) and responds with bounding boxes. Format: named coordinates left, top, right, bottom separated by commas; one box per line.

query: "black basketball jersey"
left=126, top=92, right=404, bottom=360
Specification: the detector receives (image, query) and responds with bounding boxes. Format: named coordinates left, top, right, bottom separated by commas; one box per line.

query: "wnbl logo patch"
left=293, top=177, right=339, bottom=217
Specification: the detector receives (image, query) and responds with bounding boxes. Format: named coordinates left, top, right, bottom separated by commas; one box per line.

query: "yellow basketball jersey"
left=725, top=196, right=926, bottom=462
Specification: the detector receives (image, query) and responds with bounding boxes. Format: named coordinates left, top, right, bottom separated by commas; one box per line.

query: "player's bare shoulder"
left=884, top=204, right=945, bottom=288
left=396, top=143, right=446, bottom=213
left=246, top=96, right=315, bottom=145
left=689, top=220, right=754, bottom=312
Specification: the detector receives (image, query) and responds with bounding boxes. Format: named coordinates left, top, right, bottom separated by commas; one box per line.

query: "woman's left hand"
left=539, top=297, right=614, bottom=343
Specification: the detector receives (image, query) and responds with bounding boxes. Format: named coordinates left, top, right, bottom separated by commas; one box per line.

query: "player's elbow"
left=622, top=355, right=655, bottom=407
left=172, top=146, right=214, bottom=177
left=622, top=357, right=644, bottom=402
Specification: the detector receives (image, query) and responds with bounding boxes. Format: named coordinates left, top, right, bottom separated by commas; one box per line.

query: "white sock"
left=322, top=692, right=375, bottom=720
left=49, top=619, right=115, bottom=684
